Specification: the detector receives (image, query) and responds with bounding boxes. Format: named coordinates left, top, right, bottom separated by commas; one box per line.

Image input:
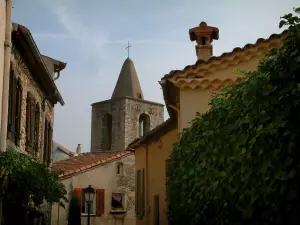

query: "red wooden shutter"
left=74, top=188, right=83, bottom=214
left=96, top=189, right=105, bottom=215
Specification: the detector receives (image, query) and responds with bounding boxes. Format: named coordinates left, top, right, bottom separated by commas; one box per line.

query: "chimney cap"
left=189, top=22, right=219, bottom=42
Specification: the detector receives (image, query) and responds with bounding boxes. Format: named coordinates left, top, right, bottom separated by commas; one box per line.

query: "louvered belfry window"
left=7, top=67, right=22, bottom=146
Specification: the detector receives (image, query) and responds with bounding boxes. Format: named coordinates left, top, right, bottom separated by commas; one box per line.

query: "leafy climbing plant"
left=0, top=150, right=67, bottom=206
left=167, top=7, right=300, bottom=225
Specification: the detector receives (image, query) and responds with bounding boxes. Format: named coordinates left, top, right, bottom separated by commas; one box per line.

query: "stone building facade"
left=91, top=57, right=164, bottom=153
left=7, top=23, right=66, bottom=164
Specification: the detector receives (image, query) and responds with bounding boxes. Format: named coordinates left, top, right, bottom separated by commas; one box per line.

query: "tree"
left=0, top=150, right=67, bottom=225
left=167, top=7, right=300, bottom=225
left=68, top=193, right=81, bottom=225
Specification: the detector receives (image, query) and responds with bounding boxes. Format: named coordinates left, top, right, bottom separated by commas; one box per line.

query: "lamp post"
left=84, top=185, right=95, bottom=225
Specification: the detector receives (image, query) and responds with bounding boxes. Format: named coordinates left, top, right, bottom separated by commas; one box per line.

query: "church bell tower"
left=90, top=47, right=164, bottom=152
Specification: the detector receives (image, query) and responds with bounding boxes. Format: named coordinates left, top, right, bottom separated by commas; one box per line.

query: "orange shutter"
left=74, top=188, right=83, bottom=214
left=96, top=189, right=105, bottom=215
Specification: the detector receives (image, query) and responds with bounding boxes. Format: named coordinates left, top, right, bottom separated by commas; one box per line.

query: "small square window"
left=111, top=193, right=124, bottom=210
left=117, top=163, right=124, bottom=176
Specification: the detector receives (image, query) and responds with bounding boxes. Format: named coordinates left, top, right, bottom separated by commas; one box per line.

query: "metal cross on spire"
left=126, top=41, right=131, bottom=58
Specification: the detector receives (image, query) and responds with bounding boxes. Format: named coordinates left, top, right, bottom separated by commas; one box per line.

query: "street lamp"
left=84, top=185, right=95, bottom=225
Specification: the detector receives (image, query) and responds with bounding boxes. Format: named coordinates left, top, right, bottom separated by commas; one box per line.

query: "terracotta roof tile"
left=162, top=30, right=288, bottom=80
left=51, top=151, right=132, bottom=179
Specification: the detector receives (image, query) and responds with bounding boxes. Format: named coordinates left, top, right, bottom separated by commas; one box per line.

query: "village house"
left=128, top=22, right=287, bottom=225
left=8, top=22, right=66, bottom=164
left=51, top=55, right=164, bottom=225
left=52, top=142, right=77, bottom=162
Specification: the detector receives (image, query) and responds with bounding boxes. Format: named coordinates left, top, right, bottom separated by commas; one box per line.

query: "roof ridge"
left=162, top=29, right=288, bottom=80
left=51, top=151, right=132, bottom=179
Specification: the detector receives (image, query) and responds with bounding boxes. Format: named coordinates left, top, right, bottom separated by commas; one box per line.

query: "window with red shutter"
left=74, top=188, right=83, bottom=214
left=96, top=189, right=105, bottom=215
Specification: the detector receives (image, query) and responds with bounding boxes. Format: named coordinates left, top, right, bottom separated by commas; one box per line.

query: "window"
left=101, top=114, right=112, bottom=150
left=43, top=119, right=53, bottom=165
left=136, top=169, right=145, bottom=217
left=26, top=93, right=41, bottom=155
left=201, top=36, right=207, bottom=45
left=74, top=188, right=104, bottom=215
left=111, top=193, right=124, bottom=210
left=7, top=68, right=22, bottom=146
left=139, top=113, right=150, bottom=137
left=153, top=195, right=160, bottom=225
left=117, top=162, right=124, bottom=176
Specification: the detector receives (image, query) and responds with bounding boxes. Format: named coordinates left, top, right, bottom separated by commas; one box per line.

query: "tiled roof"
left=53, top=141, right=76, bottom=157
left=162, top=30, right=288, bottom=80
left=127, top=118, right=177, bottom=149
left=51, top=151, right=132, bottom=179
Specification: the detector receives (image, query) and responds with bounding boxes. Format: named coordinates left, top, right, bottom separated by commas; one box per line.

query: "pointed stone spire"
left=111, top=57, right=144, bottom=100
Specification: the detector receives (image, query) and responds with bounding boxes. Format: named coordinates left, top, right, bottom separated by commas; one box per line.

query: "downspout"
left=0, top=0, right=12, bottom=152
left=142, top=144, right=150, bottom=225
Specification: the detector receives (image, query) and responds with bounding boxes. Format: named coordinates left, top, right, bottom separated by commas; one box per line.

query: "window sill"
left=110, top=209, right=127, bottom=215
left=80, top=214, right=100, bottom=217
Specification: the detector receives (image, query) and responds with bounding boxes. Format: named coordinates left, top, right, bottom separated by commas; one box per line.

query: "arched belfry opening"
left=102, top=113, right=113, bottom=150
left=139, top=113, right=150, bottom=137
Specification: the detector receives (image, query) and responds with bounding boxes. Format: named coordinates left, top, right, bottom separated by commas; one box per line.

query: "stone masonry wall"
left=91, top=97, right=164, bottom=152
left=8, top=45, right=54, bottom=159
left=124, top=98, right=164, bottom=148
left=91, top=98, right=126, bottom=152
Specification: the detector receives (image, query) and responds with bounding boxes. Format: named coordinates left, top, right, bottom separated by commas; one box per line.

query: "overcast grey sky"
left=13, top=0, right=298, bottom=152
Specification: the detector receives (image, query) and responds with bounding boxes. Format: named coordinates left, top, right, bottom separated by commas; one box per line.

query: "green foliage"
left=68, top=193, right=81, bottom=225
left=167, top=7, right=300, bottom=225
left=0, top=150, right=67, bottom=206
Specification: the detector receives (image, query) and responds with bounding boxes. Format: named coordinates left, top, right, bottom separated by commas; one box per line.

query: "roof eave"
left=13, top=23, right=65, bottom=106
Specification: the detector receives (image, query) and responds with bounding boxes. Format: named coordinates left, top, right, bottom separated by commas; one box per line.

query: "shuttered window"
left=34, top=104, right=40, bottom=154
left=7, top=67, right=22, bottom=146
left=74, top=188, right=105, bottom=215
left=136, top=169, right=145, bottom=217
left=26, top=92, right=41, bottom=154
left=43, top=119, right=53, bottom=165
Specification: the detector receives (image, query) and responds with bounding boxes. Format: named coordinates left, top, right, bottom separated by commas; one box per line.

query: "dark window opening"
left=201, top=36, right=207, bottom=45
left=139, top=113, right=150, bottom=137
left=117, top=163, right=123, bottom=175
left=111, top=193, right=124, bottom=210
left=101, top=113, right=113, bottom=150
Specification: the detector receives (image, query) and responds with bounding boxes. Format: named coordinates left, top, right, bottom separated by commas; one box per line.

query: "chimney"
left=76, top=144, right=81, bottom=154
left=189, top=21, right=219, bottom=61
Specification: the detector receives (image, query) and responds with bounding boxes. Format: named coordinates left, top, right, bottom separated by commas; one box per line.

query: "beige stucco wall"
left=51, top=154, right=136, bottom=225
left=179, top=56, right=263, bottom=131
left=7, top=45, right=54, bottom=158
left=135, top=127, right=178, bottom=225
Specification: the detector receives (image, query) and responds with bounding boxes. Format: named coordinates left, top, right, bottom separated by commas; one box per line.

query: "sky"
left=13, top=0, right=299, bottom=153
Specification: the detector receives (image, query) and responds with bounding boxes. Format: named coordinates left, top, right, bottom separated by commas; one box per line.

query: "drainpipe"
left=0, top=0, right=12, bottom=152
left=142, top=144, right=150, bottom=225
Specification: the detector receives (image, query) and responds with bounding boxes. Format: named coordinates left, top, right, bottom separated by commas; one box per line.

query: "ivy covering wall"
left=167, top=8, right=300, bottom=225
